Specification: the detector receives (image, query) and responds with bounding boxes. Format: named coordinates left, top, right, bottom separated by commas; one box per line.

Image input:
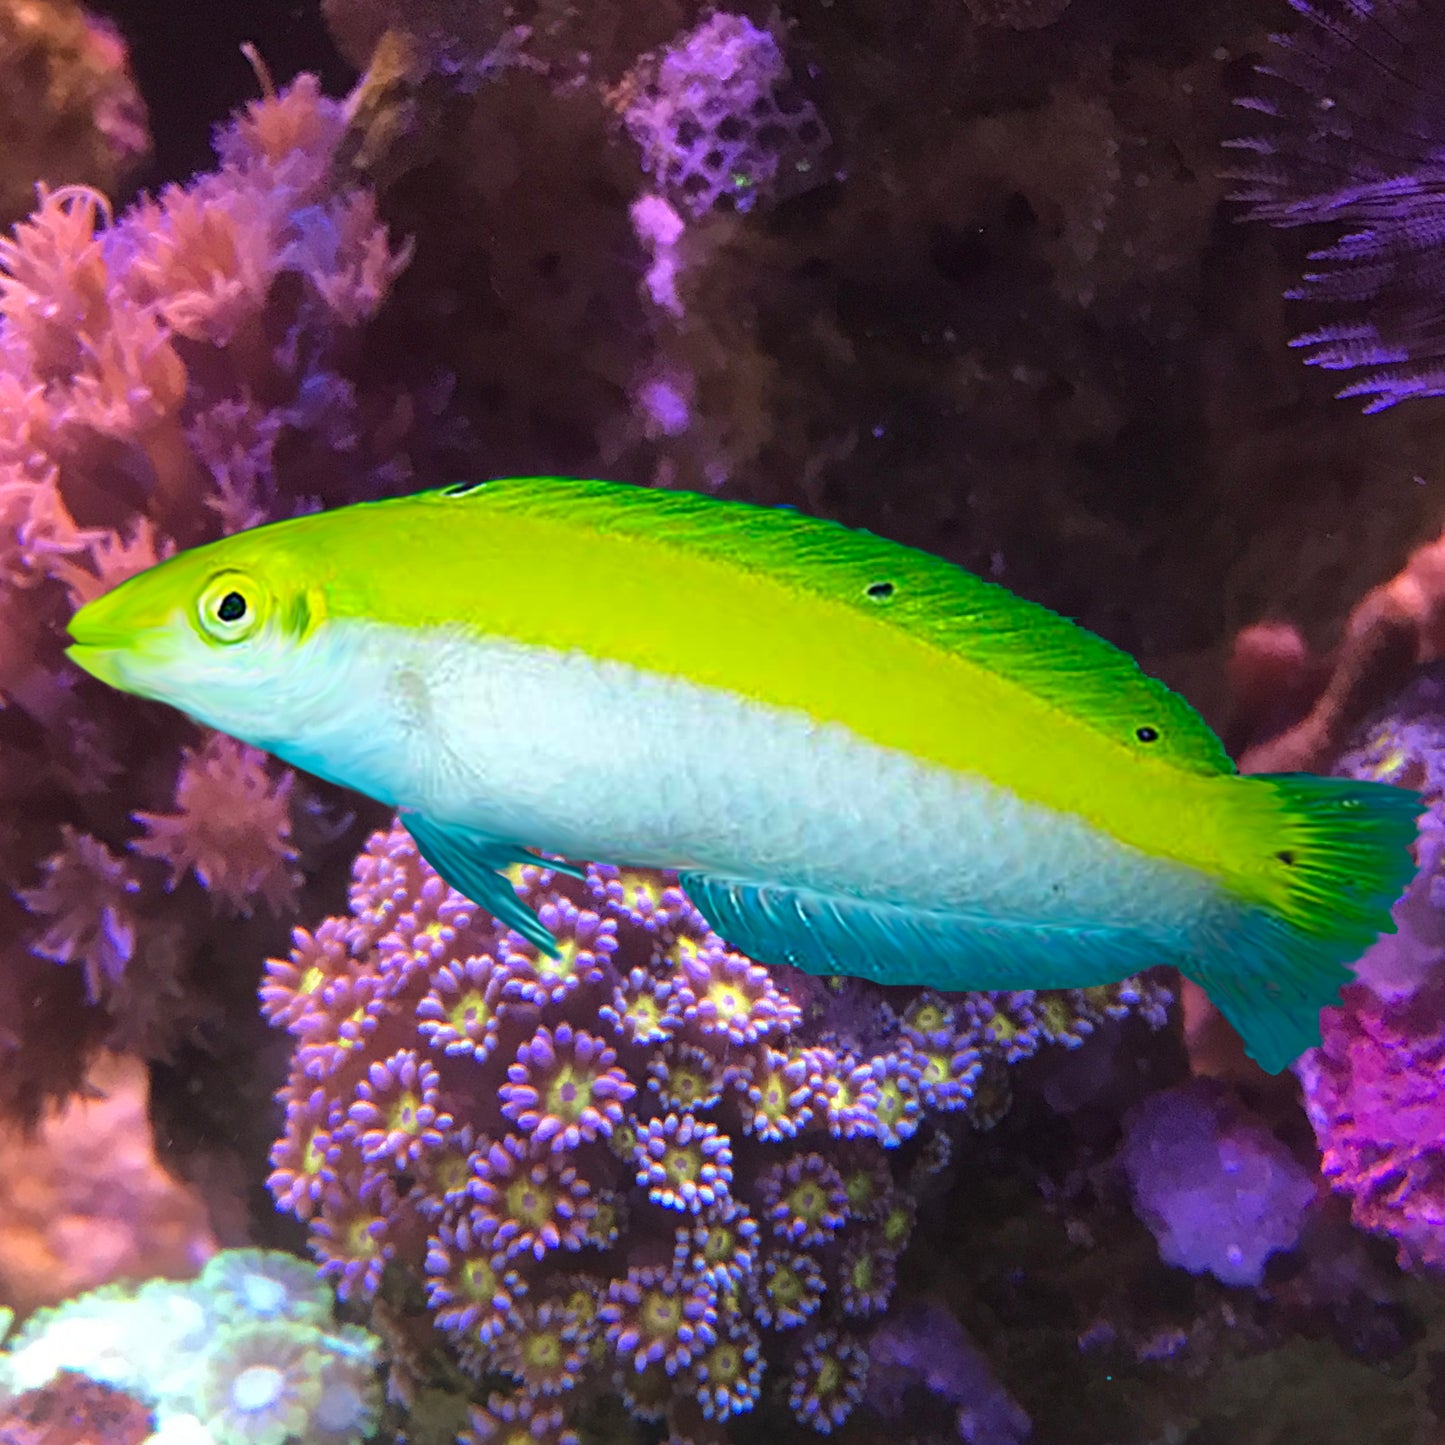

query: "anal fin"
left=678, top=871, right=1168, bottom=991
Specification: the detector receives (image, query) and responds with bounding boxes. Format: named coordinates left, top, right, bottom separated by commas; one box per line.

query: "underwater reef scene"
left=17, top=0, right=1445, bottom=1440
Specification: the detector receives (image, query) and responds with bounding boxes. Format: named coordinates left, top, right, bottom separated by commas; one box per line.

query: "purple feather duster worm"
left=1227, top=0, right=1445, bottom=410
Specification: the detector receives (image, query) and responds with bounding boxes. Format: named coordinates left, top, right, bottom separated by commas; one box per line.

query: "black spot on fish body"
left=441, top=481, right=487, bottom=498
left=1135, top=725, right=1159, bottom=743
left=1277, top=850, right=1296, bottom=867
left=866, top=580, right=895, bottom=600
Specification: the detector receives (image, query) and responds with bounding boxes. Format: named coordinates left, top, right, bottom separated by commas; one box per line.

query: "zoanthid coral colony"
left=263, top=818, right=1170, bottom=1438
left=0, top=1249, right=381, bottom=1445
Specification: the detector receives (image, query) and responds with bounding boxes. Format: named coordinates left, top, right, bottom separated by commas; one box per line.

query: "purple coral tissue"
left=1121, top=1080, right=1316, bottom=1288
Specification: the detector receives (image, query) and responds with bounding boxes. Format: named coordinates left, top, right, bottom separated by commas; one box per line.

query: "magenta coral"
left=757, top=1153, right=849, bottom=1247
left=816, top=1054, right=886, bottom=1141
left=344, top=1049, right=453, bottom=1169
left=673, top=1199, right=760, bottom=1293
left=788, top=1330, right=869, bottom=1434
left=293, top=973, right=389, bottom=1083
left=470, top=1133, right=597, bottom=1261
left=837, top=1231, right=898, bottom=1318
left=687, top=1317, right=765, bottom=1421
left=601, top=1264, right=718, bottom=1375
left=461, top=1393, right=579, bottom=1445
left=492, top=1299, right=591, bottom=1395
left=587, top=864, right=701, bottom=935
left=635, top=1112, right=734, bottom=1213
left=858, top=1052, right=924, bottom=1148
left=647, top=1040, right=728, bottom=1112
left=899, top=993, right=957, bottom=1046
left=424, top=1215, right=524, bottom=1342
left=310, top=1175, right=398, bottom=1302
left=901, top=1034, right=982, bottom=1114
left=961, top=993, right=1045, bottom=1063
left=503, top=894, right=618, bottom=1006
left=598, top=964, right=680, bottom=1046
left=1298, top=977, right=1445, bottom=1270
left=262, top=818, right=1169, bottom=1435
left=751, top=1249, right=825, bottom=1329
left=260, top=919, right=354, bottom=1032
left=266, top=1085, right=343, bottom=1221
left=673, top=945, right=802, bottom=1047
left=739, top=1047, right=817, bottom=1141
left=415, top=954, right=521, bottom=1063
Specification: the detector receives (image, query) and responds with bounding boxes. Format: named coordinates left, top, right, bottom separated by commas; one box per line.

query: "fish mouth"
left=64, top=640, right=130, bottom=689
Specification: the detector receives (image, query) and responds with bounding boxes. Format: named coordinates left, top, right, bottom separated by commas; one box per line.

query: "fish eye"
left=197, top=573, right=263, bottom=643
left=1135, top=725, right=1159, bottom=743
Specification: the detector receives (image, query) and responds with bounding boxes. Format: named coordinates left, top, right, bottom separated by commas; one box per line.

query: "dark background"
left=87, top=0, right=349, bottom=185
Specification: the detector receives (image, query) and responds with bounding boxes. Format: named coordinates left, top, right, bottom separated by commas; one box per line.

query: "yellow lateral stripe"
left=267, top=481, right=1243, bottom=879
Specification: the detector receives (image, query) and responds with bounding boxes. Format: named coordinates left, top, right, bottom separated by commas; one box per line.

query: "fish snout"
left=65, top=580, right=178, bottom=692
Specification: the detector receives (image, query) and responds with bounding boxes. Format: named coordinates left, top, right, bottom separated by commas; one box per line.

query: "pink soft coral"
left=17, top=824, right=139, bottom=1003
left=131, top=733, right=302, bottom=918
left=0, top=70, right=419, bottom=1116
left=0, top=185, right=113, bottom=383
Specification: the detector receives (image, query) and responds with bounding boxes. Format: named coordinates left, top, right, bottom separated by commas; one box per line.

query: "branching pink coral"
left=124, top=177, right=283, bottom=346
left=0, top=184, right=112, bottom=382
left=0, top=67, right=422, bottom=1115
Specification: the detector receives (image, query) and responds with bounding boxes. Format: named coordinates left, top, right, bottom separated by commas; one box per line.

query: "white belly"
left=284, top=623, right=1209, bottom=934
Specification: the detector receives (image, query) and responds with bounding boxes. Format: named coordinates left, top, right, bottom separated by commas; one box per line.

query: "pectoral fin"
left=402, top=813, right=580, bottom=956
left=678, top=870, right=1168, bottom=990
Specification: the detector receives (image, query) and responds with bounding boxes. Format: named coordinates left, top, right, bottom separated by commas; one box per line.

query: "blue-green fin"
left=1183, top=909, right=1358, bottom=1074
left=677, top=871, right=1169, bottom=992
left=402, top=813, right=579, bottom=956
left=1182, top=774, right=1421, bottom=1074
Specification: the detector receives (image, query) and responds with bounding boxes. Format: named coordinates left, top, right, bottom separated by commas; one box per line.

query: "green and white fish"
left=66, top=477, right=1420, bottom=1071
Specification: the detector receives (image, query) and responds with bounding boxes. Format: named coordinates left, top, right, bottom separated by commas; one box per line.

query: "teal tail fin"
left=1185, top=773, right=1422, bottom=1073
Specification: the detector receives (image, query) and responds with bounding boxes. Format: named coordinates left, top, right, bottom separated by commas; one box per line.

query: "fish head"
left=66, top=526, right=329, bottom=749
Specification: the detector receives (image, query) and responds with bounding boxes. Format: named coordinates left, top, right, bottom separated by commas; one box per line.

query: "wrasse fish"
left=66, top=476, right=1420, bottom=1072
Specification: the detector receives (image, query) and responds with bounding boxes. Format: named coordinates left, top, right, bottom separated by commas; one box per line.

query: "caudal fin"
left=1186, top=772, right=1421, bottom=1073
